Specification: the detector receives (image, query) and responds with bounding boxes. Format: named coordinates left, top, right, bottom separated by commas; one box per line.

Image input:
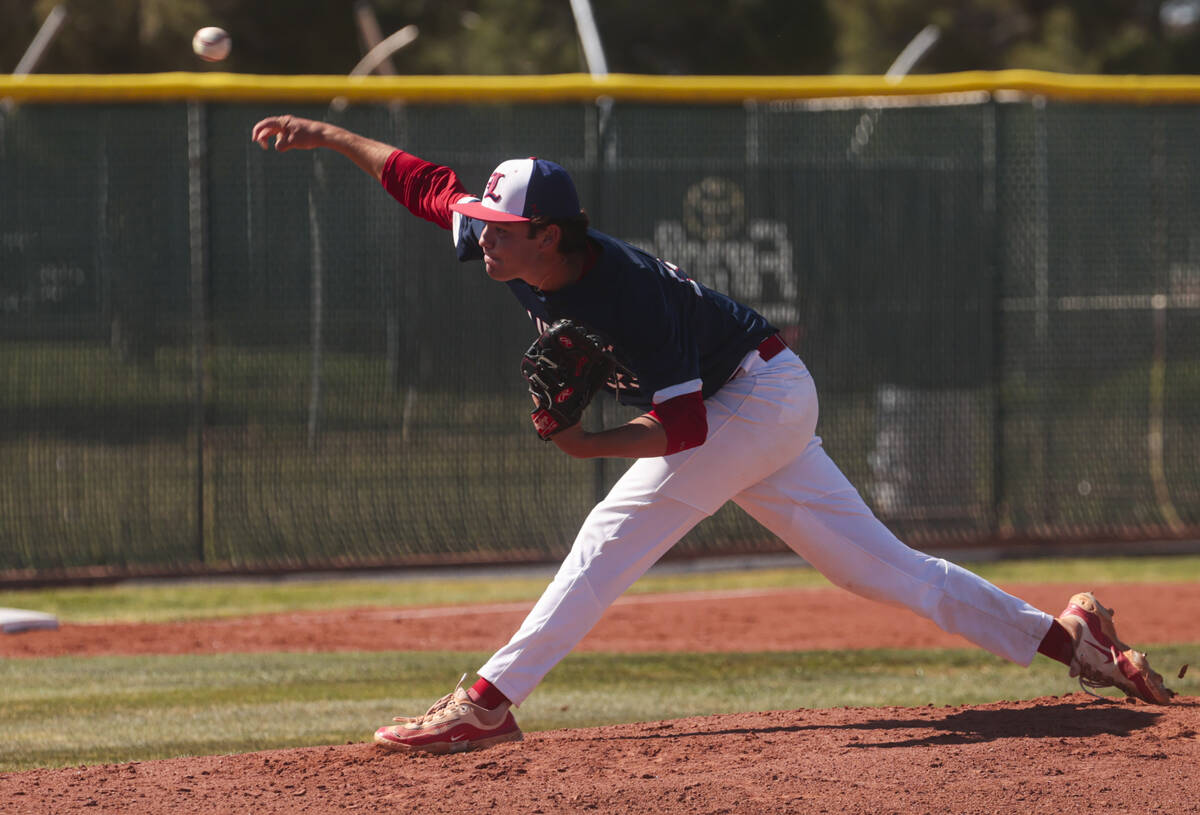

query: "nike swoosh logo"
left=1084, top=640, right=1114, bottom=664
left=450, top=734, right=468, bottom=742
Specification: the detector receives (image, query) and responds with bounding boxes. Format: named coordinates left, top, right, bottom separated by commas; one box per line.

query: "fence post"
left=186, top=101, right=209, bottom=564
left=1149, top=113, right=1185, bottom=534
left=1031, top=96, right=1051, bottom=527
left=984, top=97, right=1006, bottom=539
left=590, top=97, right=617, bottom=506
left=307, top=156, right=326, bottom=452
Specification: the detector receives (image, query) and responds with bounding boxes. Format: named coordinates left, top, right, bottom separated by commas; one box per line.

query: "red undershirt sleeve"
left=647, top=391, right=708, bottom=454
left=380, top=149, right=471, bottom=230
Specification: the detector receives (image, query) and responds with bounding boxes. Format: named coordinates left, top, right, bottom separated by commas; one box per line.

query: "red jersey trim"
left=648, top=391, right=707, bottom=455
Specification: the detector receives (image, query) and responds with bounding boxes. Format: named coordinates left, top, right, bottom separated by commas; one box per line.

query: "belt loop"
left=757, top=333, right=786, bottom=362
left=730, top=333, right=788, bottom=383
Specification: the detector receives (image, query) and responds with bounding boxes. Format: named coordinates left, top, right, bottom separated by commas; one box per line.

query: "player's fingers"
left=250, top=116, right=279, bottom=134
left=253, top=116, right=307, bottom=151
left=251, top=118, right=281, bottom=149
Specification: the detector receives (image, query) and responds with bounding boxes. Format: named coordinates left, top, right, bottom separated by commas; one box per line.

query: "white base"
left=0, top=607, right=59, bottom=634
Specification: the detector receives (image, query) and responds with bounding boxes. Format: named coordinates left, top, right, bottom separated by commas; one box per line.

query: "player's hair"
left=528, top=212, right=590, bottom=256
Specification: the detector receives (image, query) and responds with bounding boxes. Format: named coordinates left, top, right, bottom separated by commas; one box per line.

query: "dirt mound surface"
left=2, top=695, right=1197, bottom=814
left=3, top=580, right=1198, bottom=812
left=4, top=582, right=1199, bottom=659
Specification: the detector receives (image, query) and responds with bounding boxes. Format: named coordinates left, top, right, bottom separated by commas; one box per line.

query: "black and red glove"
left=521, top=320, right=619, bottom=440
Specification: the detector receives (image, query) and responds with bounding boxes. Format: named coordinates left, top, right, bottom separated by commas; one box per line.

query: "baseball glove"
left=521, top=319, right=619, bottom=440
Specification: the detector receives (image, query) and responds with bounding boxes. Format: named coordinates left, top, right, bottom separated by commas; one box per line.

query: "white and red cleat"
left=375, top=686, right=523, bottom=754
left=1058, top=592, right=1174, bottom=705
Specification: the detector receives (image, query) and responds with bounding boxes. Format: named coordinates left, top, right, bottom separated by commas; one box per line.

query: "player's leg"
left=476, top=481, right=709, bottom=705
left=733, top=439, right=1173, bottom=702
left=376, top=353, right=820, bottom=752
left=373, top=470, right=710, bottom=754
left=735, top=438, right=1054, bottom=664
left=476, top=352, right=821, bottom=707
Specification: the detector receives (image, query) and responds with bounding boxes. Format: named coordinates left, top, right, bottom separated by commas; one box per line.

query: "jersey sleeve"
left=647, top=390, right=707, bottom=453
left=380, top=150, right=471, bottom=230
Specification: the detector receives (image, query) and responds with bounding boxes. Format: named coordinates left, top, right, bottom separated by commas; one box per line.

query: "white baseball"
left=192, top=27, right=231, bottom=62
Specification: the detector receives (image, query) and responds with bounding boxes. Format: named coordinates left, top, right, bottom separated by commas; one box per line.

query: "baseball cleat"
left=389, top=687, right=458, bottom=725
left=1058, top=592, right=1174, bottom=705
left=374, top=686, right=523, bottom=755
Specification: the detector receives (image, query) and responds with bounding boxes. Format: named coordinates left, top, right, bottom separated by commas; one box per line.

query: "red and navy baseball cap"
left=449, top=157, right=581, bottom=223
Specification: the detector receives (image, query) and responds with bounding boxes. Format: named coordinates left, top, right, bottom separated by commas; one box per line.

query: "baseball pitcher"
left=250, top=115, right=1173, bottom=755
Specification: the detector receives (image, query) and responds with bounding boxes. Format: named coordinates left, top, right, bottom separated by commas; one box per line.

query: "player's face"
left=478, top=222, right=544, bottom=284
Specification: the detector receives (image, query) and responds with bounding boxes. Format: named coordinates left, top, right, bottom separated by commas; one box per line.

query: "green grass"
left=3, top=554, right=1200, bottom=623
left=2, top=557, right=1198, bottom=773
left=3, top=647, right=1196, bottom=773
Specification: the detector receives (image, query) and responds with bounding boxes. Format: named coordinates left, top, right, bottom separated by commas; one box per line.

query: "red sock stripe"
left=1037, top=619, right=1075, bottom=666
left=469, top=677, right=511, bottom=710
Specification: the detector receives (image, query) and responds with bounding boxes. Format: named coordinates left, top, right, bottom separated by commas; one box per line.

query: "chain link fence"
left=1, top=85, right=1197, bottom=577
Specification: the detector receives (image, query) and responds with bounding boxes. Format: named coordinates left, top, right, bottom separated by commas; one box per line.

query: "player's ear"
left=538, top=223, right=561, bottom=251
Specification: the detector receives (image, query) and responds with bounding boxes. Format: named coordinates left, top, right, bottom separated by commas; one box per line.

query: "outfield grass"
left=2, top=647, right=1196, bottom=773
left=3, top=554, right=1200, bottom=623
left=2, top=555, right=1197, bottom=773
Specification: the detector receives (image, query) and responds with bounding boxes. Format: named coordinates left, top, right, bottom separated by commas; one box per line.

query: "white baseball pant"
left=479, top=348, right=1055, bottom=706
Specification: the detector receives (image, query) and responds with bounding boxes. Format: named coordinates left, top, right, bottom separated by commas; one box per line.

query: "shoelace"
left=1074, top=647, right=1122, bottom=700
left=413, top=673, right=470, bottom=724
left=1077, top=675, right=1114, bottom=699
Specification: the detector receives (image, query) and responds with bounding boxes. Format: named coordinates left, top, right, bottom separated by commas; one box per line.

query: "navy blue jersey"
left=453, top=213, right=777, bottom=409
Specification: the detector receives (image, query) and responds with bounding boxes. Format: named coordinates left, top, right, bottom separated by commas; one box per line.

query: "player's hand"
left=251, top=115, right=328, bottom=152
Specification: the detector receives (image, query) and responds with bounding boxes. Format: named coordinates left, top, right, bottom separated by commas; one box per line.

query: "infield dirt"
left=2, top=581, right=1198, bottom=813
